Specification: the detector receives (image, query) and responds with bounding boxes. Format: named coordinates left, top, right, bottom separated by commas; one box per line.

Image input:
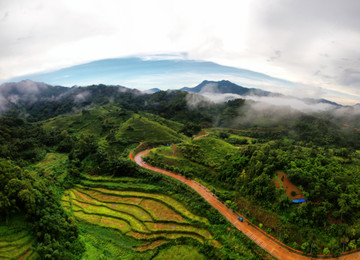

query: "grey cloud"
left=249, top=0, right=360, bottom=97
left=1, top=12, right=9, bottom=22
left=267, top=50, right=281, bottom=62
left=340, top=69, right=360, bottom=86
left=256, top=0, right=360, bottom=32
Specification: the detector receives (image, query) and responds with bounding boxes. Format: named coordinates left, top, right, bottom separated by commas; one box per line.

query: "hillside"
left=181, top=80, right=276, bottom=96
left=1, top=80, right=360, bottom=258
left=115, top=114, right=188, bottom=143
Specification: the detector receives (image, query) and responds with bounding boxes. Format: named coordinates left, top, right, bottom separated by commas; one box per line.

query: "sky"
left=0, top=0, right=360, bottom=105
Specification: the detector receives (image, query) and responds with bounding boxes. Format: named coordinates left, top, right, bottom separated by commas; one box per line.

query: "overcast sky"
left=1, top=0, right=360, bottom=104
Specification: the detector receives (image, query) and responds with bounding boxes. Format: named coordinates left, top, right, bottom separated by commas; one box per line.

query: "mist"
left=74, top=90, right=91, bottom=103
left=184, top=89, right=346, bottom=128
left=232, top=100, right=302, bottom=128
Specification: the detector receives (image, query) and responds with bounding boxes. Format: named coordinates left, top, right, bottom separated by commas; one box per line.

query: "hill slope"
left=181, top=80, right=277, bottom=97
left=116, top=114, right=188, bottom=143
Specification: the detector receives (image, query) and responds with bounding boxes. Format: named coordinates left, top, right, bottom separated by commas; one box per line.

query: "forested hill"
left=1, top=80, right=360, bottom=149
left=1, top=79, right=360, bottom=258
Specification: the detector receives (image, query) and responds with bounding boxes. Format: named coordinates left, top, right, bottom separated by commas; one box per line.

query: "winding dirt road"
left=133, top=150, right=360, bottom=260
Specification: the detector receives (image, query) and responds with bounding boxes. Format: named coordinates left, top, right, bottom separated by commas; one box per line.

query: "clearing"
left=274, top=172, right=305, bottom=199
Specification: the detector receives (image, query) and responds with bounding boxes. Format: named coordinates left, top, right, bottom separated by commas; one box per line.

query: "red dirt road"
left=193, top=131, right=209, bottom=140
left=134, top=150, right=360, bottom=260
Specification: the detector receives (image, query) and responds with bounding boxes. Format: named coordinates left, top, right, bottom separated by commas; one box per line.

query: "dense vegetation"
left=147, top=128, right=360, bottom=256
left=1, top=82, right=360, bottom=258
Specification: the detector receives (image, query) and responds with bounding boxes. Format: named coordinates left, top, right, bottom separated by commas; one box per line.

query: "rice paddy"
left=61, top=176, right=218, bottom=253
left=0, top=227, right=36, bottom=259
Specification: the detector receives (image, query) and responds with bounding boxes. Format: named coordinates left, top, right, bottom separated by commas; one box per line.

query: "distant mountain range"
left=179, top=80, right=342, bottom=107
left=4, top=55, right=357, bottom=106
left=0, top=80, right=141, bottom=115
left=5, top=57, right=290, bottom=90
left=0, top=79, right=345, bottom=117
left=180, top=80, right=280, bottom=97
left=143, top=88, right=162, bottom=94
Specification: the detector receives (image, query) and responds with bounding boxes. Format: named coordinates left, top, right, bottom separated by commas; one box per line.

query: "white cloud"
left=0, top=0, right=359, bottom=104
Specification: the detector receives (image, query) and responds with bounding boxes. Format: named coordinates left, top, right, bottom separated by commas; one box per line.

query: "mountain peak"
left=180, top=80, right=273, bottom=96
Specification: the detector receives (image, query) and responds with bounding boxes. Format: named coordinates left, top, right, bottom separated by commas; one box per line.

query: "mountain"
left=180, top=80, right=342, bottom=107
left=0, top=80, right=142, bottom=120
left=143, top=88, right=162, bottom=94
left=5, top=56, right=292, bottom=92
left=180, top=80, right=280, bottom=97
left=0, top=80, right=68, bottom=111
left=302, top=98, right=341, bottom=107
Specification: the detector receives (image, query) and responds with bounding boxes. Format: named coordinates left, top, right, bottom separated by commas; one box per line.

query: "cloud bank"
left=0, top=0, right=360, bottom=105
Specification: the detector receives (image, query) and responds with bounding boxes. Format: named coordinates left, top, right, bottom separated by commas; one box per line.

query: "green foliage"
left=116, top=114, right=187, bottom=143
left=3, top=83, right=360, bottom=258
left=0, top=215, right=36, bottom=259
left=180, top=122, right=202, bottom=137
left=0, top=158, right=84, bottom=259
left=0, top=117, right=50, bottom=163
left=154, top=245, right=206, bottom=260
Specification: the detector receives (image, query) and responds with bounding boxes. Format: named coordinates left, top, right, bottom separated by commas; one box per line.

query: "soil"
left=274, top=172, right=305, bottom=199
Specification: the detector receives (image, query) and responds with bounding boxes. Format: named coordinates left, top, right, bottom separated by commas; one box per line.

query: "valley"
left=1, top=81, right=360, bottom=259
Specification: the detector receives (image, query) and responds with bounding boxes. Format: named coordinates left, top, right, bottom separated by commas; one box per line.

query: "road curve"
left=134, top=150, right=360, bottom=260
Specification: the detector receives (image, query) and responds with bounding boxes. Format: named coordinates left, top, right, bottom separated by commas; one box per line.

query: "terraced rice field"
left=81, top=186, right=209, bottom=223
left=127, top=231, right=205, bottom=243
left=135, top=240, right=169, bottom=252
left=0, top=230, right=36, bottom=259
left=139, top=199, right=185, bottom=222
left=61, top=181, right=218, bottom=252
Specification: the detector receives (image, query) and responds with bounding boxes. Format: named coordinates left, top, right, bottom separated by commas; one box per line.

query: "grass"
left=73, top=188, right=153, bottom=221
left=154, top=245, right=206, bottom=260
left=77, top=188, right=143, bottom=205
left=116, top=114, right=187, bottom=143
left=43, top=105, right=129, bottom=138
left=72, top=211, right=102, bottom=225
left=0, top=240, right=33, bottom=259
left=99, top=216, right=132, bottom=233
left=139, top=199, right=186, bottom=223
left=61, top=178, right=218, bottom=256
left=81, top=173, right=140, bottom=183
left=126, top=231, right=205, bottom=243
left=140, top=112, right=184, bottom=132
left=86, top=187, right=209, bottom=224
left=135, top=240, right=169, bottom=252
left=0, top=216, right=35, bottom=259
left=71, top=198, right=150, bottom=233
left=79, top=221, right=146, bottom=260
left=144, top=223, right=213, bottom=239
left=190, top=136, right=239, bottom=166
left=147, top=150, right=216, bottom=181
left=81, top=179, right=160, bottom=192
left=35, top=152, right=68, bottom=181
left=61, top=200, right=71, bottom=208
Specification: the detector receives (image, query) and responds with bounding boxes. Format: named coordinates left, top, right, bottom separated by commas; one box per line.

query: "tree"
left=180, top=122, right=201, bottom=137
left=322, top=247, right=330, bottom=255
left=349, top=240, right=357, bottom=250
left=301, top=242, right=309, bottom=253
